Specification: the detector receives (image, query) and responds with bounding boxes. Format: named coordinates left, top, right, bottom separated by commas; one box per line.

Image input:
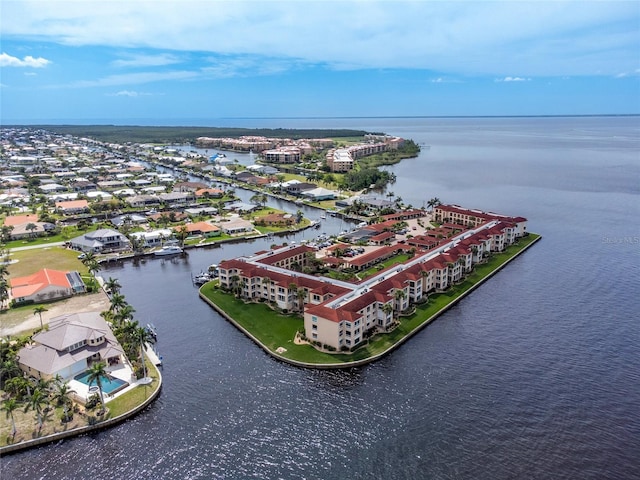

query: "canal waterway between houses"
left=3, top=116, right=639, bottom=480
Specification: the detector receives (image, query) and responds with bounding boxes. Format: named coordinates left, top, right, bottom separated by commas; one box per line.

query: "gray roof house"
left=17, top=312, right=126, bottom=381
left=69, top=228, right=131, bottom=253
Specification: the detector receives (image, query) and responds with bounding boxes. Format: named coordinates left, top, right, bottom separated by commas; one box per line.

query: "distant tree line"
left=12, top=125, right=372, bottom=144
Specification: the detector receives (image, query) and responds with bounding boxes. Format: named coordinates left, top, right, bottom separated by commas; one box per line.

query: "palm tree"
left=87, top=362, right=107, bottom=414
left=51, top=382, right=76, bottom=422
left=23, top=387, right=49, bottom=433
left=104, top=277, right=121, bottom=295
left=80, top=250, right=96, bottom=266
left=229, top=274, right=240, bottom=296
left=33, top=305, right=48, bottom=329
left=133, top=326, right=154, bottom=380
left=381, top=302, right=393, bottom=321
left=174, top=225, right=189, bottom=248
left=113, top=304, right=136, bottom=324
left=420, top=270, right=430, bottom=294
left=109, top=293, right=127, bottom=313
left=2, top=398, right=19, bottom=438
left=296, top=288, right=306, bottom=313
left=427, top=197, right=441, bottom=211
left=262, top=277, right=272, bottom=303
left=394, top=289, right=407, bottom=313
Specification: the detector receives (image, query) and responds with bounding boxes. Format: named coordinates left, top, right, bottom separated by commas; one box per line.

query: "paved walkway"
left=8, top=241, right=66, bottom=252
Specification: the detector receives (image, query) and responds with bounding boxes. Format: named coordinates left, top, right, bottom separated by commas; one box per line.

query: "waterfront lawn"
left=8, top=247, right=87, bottom=278
left=106, top=362, right=161, bottom=418
left=201, top=234, right=540, bottom=366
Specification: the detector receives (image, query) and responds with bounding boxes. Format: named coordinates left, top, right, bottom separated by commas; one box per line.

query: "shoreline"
left=0, top=362, right=163, bottom=456
left=200, top=234, right=542, bottom=369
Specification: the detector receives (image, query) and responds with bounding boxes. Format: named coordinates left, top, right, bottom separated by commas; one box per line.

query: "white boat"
left=320, top=214, right=326, bottom=219
left=154, top=245, right=183, bottom=256
left=193, top=272, right=212, bottom=285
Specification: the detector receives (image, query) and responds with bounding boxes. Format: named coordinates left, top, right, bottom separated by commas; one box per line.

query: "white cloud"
left=495, top=76, right=531, bottom=82
left=112, top=53, right=181, bottom=68
left=0, top=52, right=51, bottom=68
left=615, top=68, right=640, bottom=78
left=1, top=2, right=639, bottom=77
left=430, top=77, right=461, bottom=84
left=71, top=70, right=198, bottom=88
left=108, top=90, right=153, bottom=97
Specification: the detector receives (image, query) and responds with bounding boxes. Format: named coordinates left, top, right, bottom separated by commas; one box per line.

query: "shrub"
left=85, top=393, right=100, bottom=410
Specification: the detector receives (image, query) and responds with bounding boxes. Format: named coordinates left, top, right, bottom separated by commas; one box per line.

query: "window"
left=312, top=316, right=317, bottom=323
left=312, top=333, right=318, bottom=339
left=312, top=325, right=317, bottom=331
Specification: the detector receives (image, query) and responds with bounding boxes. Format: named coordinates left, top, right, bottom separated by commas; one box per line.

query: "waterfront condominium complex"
left=218, top=205, right=527, bottom=351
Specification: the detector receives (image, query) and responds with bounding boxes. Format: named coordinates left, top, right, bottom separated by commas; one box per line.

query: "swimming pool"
left=74, top=370, right=129, bottom=394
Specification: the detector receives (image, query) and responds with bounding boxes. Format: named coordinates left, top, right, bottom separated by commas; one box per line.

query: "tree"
left=87, top=362, right=108, bottom=414
left=174, top=225, right=189, bottom=248
left=2, top=398, right=19, bottom=438
left=133, top=326, right=154, bottom=380
left=85, top=259, right=101, bottom=288
left=427, top=197, right=441, bottom=211
left=80, top=250, right=96, bottom=266
left=229, top=275, right=240, bottom=297
left=0, top=225, right=14, bottom=242
left=112, top=304, right=136, bottom=326
left=25, top=222, right=38, bottom=238
left=109, top=293, right=127, bottom=313
left=51, top=381, right=76, bottom=422
left=0, top=279, right=9, bottom=311
left=262, top=277, right=273, bottom=303
left=296, top=288, right=306, bottom=313
left=381, top=302, right=394, bottom=321
left=104, top=277, right=122, bottom=295
left=394, top=289, right=407, bottom=313
left=33, top=305, right=48, bottom=329
left=23, top=387, right=49, bottom=433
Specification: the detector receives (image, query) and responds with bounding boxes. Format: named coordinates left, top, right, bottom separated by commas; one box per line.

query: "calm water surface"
left=3, top=117, right=639, bottom=479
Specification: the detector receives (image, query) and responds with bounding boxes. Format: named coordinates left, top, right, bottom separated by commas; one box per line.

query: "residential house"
left=69, top=228, right=131, bottom=253
left=17, top=312, right=125, bottom=381
left=55, top=199, right=90, bottom=215
left=10, top=268, right=85, bottom=305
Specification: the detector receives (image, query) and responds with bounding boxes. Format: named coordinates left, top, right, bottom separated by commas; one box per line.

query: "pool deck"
left=69, top=363, right=138, bottom=403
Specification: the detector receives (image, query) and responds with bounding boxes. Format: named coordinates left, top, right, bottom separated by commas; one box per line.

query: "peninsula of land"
left=201, top=204, right=539, bottom=367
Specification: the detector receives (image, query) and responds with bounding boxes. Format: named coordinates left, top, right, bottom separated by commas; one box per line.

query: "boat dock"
left=145, top=343, right=163, bottom=366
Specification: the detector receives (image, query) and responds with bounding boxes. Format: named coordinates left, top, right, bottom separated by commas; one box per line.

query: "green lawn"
left=200, top=234, right=540, bottom=366
left=7, top=246, right=87, bottom=279
left=106, top=361, right=161, bottom=418
left=358, top=253, right=413, bottom=280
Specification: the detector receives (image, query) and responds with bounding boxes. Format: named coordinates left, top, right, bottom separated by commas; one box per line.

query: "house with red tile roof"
left=177, top=221, right=221, bottom=237
left=10, top=268, right=86, bottom=305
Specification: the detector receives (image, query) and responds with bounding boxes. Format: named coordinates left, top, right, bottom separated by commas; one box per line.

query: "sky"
left=1, top=0, right=639, bottom=123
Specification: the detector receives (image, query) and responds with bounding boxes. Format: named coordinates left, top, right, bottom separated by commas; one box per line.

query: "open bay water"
left=3, top=116, right=639, bottom=479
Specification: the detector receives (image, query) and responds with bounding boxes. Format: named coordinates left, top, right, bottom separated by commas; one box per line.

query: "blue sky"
left=1, top=1, right=639, bottom=123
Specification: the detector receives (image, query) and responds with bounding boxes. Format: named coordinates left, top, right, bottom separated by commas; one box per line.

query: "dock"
left=144, top=343, right=163, bottom=366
